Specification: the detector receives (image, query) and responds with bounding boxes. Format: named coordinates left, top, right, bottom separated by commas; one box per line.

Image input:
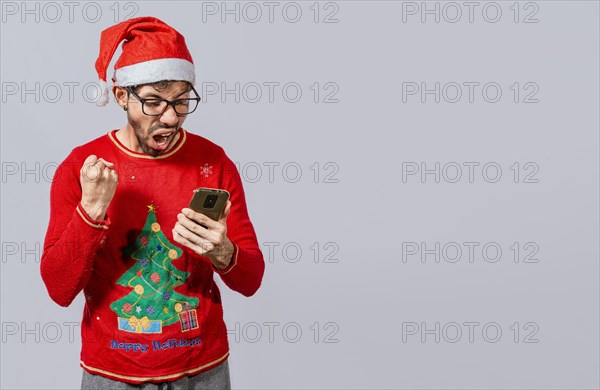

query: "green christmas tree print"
left=110, top=205, right=199, bottom=334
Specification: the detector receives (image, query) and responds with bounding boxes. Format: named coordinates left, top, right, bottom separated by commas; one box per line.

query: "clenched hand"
left=80, top=154, right=118, bottom=221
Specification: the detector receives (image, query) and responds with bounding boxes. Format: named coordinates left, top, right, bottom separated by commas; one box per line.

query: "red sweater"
left=40, top=129, right=264, bottom=384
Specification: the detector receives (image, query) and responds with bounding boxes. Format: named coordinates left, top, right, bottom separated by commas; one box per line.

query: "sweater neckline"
left=107, top=128, right=187, bottom=160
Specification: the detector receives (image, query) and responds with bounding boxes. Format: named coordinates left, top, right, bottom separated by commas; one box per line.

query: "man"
left=40, top=16, right=265, bottom=389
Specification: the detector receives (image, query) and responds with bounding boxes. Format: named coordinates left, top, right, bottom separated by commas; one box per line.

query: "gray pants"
left=81, top=359, right=231, bottom=390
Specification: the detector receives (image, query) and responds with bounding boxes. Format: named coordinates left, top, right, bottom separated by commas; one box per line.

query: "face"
left=115, top=81, right=192, bottom=157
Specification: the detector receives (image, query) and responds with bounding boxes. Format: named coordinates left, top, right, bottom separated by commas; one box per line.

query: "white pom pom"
left=96, top=79, right=109, bottom=107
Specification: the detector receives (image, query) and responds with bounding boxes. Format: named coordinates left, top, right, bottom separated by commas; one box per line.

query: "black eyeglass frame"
left=125, top=85, right=202, bottom=116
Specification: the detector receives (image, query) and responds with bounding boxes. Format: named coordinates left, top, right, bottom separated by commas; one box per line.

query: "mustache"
left=149, top=125, right=179, bottom=135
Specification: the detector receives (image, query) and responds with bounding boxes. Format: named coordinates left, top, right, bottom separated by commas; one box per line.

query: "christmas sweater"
left=40, top=128, right=265, bottom=384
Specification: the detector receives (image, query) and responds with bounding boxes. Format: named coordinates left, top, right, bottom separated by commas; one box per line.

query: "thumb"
left=97, top=157, right=115, bottom=168
left=219, top=200, right=231, bottom=222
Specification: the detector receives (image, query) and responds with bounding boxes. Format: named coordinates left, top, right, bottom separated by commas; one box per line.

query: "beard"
left=128, top=114, right=180, bottom=157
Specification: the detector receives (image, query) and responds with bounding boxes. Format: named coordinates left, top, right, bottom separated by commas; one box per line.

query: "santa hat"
left=95, top=16, right=195, bottom=106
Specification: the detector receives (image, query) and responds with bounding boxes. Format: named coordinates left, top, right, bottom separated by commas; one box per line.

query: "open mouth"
left=152, top=131, right=176, bottom=150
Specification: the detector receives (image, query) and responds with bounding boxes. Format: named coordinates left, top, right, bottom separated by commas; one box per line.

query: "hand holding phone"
left=174, top=187, right=235, bottom=267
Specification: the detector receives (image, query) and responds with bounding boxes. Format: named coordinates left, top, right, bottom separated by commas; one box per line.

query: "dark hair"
left=132, top=80, right=192, bottom=94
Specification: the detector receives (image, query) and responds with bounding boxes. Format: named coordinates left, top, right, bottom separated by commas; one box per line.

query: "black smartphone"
left=188, top=188, right=230, bottom=228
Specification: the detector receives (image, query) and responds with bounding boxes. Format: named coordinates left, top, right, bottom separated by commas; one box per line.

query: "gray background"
left=1, top=1, right=599, bottom=389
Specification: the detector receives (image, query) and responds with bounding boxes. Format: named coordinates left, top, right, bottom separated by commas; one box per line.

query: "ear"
left=113, top=86, right=128, bottom=108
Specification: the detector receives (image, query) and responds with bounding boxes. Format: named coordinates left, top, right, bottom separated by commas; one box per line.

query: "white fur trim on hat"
left=114, top=58, right=195, bottom=87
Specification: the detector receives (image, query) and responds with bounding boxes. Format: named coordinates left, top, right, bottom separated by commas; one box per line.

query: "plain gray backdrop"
left=1, top=1, right=599, bottom=389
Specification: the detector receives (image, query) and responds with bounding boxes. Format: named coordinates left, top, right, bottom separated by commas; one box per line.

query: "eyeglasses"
left=125, top=86, right=201, bottom=116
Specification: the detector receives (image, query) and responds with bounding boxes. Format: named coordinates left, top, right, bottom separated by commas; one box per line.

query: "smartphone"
left=188, top=187, right=230, bottom=228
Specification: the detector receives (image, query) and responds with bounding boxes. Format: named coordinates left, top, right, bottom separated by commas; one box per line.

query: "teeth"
left=155, top=133, right=171, bottom=145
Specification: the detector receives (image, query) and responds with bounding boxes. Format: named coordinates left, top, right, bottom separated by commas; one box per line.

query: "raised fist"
left=79, top=154, right=118, bottom=221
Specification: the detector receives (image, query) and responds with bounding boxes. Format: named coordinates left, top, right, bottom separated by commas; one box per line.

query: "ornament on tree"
left=110, top=205, right=199, bottom=334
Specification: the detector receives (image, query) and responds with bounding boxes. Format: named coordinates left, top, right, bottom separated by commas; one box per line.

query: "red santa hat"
left=95, top=16, right=195, bottom=106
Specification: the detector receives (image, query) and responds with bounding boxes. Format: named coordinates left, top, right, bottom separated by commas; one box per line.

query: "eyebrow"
left=141, top=88, right=191, bottom=99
